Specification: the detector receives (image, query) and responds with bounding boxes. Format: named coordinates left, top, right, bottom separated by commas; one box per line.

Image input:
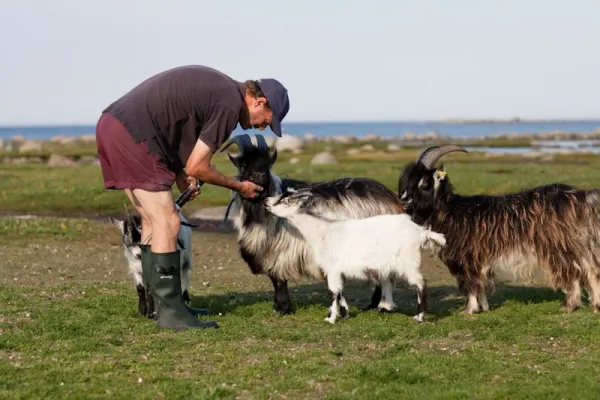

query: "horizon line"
left=3, top=117, right=600, bottom=128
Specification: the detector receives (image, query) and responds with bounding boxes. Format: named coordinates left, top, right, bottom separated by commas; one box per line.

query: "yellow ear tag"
left=436, top=170, right=447, bottom=180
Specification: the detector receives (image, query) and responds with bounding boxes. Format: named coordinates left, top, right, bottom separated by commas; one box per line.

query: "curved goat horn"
left=255, top=134, right=269, bottom=152
left=416, top=145, right=439, bottom=163
left=255, top=133, right=278, bottom=162
left=220, top=134, right=253, bottom=155
left=417, top=145, right=469, bottom=169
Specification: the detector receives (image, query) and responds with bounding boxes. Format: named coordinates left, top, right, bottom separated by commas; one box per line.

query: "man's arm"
left=184, top=138, right=242, bottom=192
left=184, top=104, right=244, bottom=191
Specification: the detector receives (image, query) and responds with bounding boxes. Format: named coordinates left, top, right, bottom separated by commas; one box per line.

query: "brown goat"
left=398, top=145, right=600, bottom=314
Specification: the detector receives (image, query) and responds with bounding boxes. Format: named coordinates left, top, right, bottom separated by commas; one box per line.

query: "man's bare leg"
left=124, top=189, right=153, bottom=245
left=125, top=188, right=218, bottom=330
left=128, top=189, right=180, bottom=253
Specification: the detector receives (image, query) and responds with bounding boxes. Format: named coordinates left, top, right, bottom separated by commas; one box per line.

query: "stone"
left=275, top=134, right=304, bottom=152
left=311, top=152, right=337, bottom=165
left=47, top=154, right=78, bottom=167
left=18, top=140, right=44, bottom=153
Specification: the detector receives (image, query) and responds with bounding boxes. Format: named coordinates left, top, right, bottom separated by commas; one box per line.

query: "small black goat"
left=221, top=133, right=404, bottom=314
left=398, top=145, right=600, bottom=314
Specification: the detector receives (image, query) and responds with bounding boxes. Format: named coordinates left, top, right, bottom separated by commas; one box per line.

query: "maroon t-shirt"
left=104, top=65, right=245, bottom=173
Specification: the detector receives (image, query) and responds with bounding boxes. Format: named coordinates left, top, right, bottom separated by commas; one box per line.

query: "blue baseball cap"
left=257, top=78, right=289, bottom=137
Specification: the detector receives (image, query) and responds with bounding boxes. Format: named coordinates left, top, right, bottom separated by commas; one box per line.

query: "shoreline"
left=2, top=119, right=600, bottom=143
left=3, top=129, right=600, bottom=167
left=2, top=126, right=600, bottom=144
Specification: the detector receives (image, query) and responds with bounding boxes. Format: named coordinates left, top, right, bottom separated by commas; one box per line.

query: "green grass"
left=3, top=156, right=600, bottom=400
left=1, top=220, right=600, bottom=399
left=3, top=143, right=600, bottom=216
left=5, top=283, right=600, bottom=399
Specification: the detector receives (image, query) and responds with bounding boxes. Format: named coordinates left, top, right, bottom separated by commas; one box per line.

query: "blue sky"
left=1, top=1, right=599, bottom=125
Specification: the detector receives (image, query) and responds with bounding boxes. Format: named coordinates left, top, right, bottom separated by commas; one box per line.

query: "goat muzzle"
left=416, top=145, right=469, bottom=169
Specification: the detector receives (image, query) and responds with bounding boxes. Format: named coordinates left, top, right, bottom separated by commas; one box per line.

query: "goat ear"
left=297, top=190, right=313, bottom=202
left=434, top=165, right=447, bottom=181
left=108, top=217, right=125, bottom=233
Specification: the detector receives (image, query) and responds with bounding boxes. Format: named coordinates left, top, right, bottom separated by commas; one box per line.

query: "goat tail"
left=420, top=229, right=447, bottom=256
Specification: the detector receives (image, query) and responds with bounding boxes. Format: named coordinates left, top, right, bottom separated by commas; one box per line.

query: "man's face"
left=240, top=96, right=273, bottom=131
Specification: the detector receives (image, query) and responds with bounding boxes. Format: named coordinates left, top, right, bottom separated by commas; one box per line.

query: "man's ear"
left=256, top=97, right=268, bottom=107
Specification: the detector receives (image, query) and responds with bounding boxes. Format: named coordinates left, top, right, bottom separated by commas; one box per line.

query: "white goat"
left=264, top=188, right=447, bottom=324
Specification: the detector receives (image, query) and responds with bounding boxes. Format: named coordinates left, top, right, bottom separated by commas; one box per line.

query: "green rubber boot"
left=141, top=244, right=210, bottom=318
left=149, top=251, right=219, bottom=331
left=140, top=245, right=156, bottom=319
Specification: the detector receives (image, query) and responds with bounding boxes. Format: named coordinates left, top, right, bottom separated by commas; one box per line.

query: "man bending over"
left=95, top=65, right=290, bottom=330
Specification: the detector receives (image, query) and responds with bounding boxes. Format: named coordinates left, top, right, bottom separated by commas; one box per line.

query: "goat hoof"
left=377, top=307, right=393, bottom=314
left=413, top=314, right=424, bottom=323
left=324, top=316, right=336, bottom=324
left=273, top=303, right=293, bottom=315
left=560, top=304, right=580, bottom=313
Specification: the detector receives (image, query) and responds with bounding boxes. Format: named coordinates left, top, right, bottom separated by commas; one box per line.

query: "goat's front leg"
left=413, top=279, right=428, bottom=323
left=362, top=285, right=382, bottom=311
left=460, top=285, right=481, bottom=315
left=136, top=283, right=148, bottom=317
left=339, top=292, right=350, bottom=319
left=561, top=277, right=582, bottom=312
left=477, top=286, right=490, bottom=312
left=146, top=289, right=156, bottom=319
left=325, top=273, right=344, bottom=324
left=181, top=266, right=190, bottom=303
left=269, top=275, right=293, bottom=315
left=180, top=267, right=210, bottom=316
left=455, top=270, right=482, bottom=314
left=377, top=279, right=396, bottom=313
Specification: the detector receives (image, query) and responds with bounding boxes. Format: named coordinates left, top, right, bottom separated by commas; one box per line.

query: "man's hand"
left=176, top=173, right=201, bottom=201
left=238, top=181, right=264, bottom=199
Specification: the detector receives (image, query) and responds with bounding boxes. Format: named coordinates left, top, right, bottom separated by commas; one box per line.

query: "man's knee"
left=152, top=209, right=181, bottom=237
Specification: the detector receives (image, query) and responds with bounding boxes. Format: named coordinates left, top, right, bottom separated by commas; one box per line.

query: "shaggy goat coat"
left=265, top=189, right=446, bottom=323
left=222, top=133, right=403, bottom=314
left=399, top=145, right=600, bottom=313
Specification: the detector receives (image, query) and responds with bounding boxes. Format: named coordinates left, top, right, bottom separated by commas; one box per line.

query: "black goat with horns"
left=398, top=144, right=600, bottom=314
left=220, top=133, right=405, bottom=314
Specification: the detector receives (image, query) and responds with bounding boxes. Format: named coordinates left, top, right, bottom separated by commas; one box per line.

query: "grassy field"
left=2, top=141, right=600, bottom=399
left=3, top=140, right=600, bottom=217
